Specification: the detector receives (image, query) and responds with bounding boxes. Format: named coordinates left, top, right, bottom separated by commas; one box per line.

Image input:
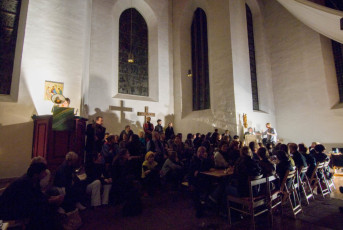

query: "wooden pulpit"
left=32, top=115, right=87, bottom=171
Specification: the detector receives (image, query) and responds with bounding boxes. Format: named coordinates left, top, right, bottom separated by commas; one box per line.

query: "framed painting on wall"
left=44, top=81, right=64, bottom=101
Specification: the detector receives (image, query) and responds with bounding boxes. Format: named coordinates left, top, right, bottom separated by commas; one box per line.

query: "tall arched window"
left=0, top=0, right=22, bottom=95
left=246, top=4, right=259, bottom=110
left=191, top=8, right=210, bottom=111
left=118, top=8, right=148, bottom=96
left=325, top=0, right=343, bottom=102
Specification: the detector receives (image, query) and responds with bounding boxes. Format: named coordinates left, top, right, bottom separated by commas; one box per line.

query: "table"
left=201, top=169, right=233, bottom=178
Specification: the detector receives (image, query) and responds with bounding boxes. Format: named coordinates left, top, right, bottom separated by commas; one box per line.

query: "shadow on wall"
left=0, top=121, right=33, bottom=179
left=86, top=107, right=144, bottom=135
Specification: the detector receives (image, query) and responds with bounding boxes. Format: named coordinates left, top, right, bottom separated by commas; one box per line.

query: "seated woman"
left=313, top=144, right=332, bottom=180
left=227, top=141, right=241, bottom=166
left=257, top=147, right=275, bottom=177
left=276, top=150, right=295, bottom=189
left=249, top=141, right=260, bottom=162
left=160, top=151, right=184, bottom=189
left=226, top=146, right=261, bottom=197
left=141, top=151, right=160, bottom=196
left=298, top=143, right=316, bottom=178
left=188, top=146, right=214, bottom=217
left=214, top=142, right=230, bottom=169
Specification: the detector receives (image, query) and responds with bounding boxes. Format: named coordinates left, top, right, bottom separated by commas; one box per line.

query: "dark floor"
left=80, top=186, right=343, bottom=230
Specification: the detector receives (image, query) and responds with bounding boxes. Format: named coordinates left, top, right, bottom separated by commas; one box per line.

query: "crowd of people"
left=0, top=118, right=336, bottom=229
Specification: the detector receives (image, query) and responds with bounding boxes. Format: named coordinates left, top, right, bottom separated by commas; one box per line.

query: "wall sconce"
left=187, top=69, right=192, bottom=77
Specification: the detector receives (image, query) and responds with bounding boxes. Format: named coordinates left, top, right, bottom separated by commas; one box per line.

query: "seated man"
left=0, top=163, right=61, bottom=229
left=54, top=152, right=101, bottom=212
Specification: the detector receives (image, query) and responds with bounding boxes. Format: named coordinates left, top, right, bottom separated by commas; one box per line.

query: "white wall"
left=263, top=0, right=343, bottom=148
left=173, top=0, right=237, bottom=136
left=87, top=0, right=173, bottom=135
left=0, top=0, right=90, bottom=179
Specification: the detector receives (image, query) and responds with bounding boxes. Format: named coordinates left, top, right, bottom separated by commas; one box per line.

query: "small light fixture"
left=128, top=5, right=134, bottom=63
left=187, top=69, right=192, bottom=77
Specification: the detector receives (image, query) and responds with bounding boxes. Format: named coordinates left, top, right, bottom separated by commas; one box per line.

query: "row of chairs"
left=227, top=161, right=336, bottom=229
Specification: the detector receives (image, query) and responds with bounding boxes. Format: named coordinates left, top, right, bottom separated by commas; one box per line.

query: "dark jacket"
left=292, top=151, right=308, bottom=169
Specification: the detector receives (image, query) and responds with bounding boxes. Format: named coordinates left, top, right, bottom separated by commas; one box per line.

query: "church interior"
left=1, top=0, right=343, bottom=229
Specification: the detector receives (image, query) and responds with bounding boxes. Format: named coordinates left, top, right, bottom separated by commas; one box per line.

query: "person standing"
left=154, top=119, right=164, bottom=134
left=119, top=125, right=134, bottom=142
left=165, top=122, right=175, bottom=141
left=143, top=117, right=154, bottom=140
left=86, top=116, right=106, bottom=163
left=262, top=123, right=277, bottom=146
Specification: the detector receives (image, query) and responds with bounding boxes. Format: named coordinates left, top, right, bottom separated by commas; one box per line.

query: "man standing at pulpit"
left=86, top=116, right=106, bottom=163
left=262, top=123, right=277, bottom=146
left=143, top=117, right=154, bottom=140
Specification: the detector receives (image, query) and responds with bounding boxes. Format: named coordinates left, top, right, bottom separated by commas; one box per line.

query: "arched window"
left=246, top=4, right=259, bottom=110
left=191, top=8, right=210, bottom=111
left=0, top=0, right=22, bottom=95
left=325, top=0, right=343, bottom=102
left=118, top=8, right=148, bottom=96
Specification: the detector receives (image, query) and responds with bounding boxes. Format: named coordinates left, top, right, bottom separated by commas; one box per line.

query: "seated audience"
left=298, top=143, right=316, bottom=178
left=160, top=151, right=184, bottom=189
left=141, top=151, right=160, bottom=196
left=188, top=146, right=214, bottom=217
left=0, top=163, right=62, bottom=230
left=214, top=142, right=230, bottom=169
left=249, top=141, right=259, bottom=161
left=313, top=144, right=332, bottom=180
left=276, top=150, right=295, bottom=188
left=257, top=147, right=275, bottom=177
left=289, top=143, right=307, bottom=179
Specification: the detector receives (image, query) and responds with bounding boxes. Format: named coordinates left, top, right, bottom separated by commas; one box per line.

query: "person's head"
left=240, top=146, right=252, bottom=158
left=311, top=142, right=319, bottom=149
left=65, top=151, right=79, bottom=168
left=160, top=133, right=166, bottom=141
left=31, top=156, right=47, bottom=165
left=224, top=130, right=230, bottom=135
left=314, top=144, right=325, bottom=153
left=230, top=140, right=240, bottom=150
left=279, top=144, right=288, bottom=154
left=214, top=128, right=218, bottom=133
left=145, top=151, right=155, bottom=163
left=276, top=150, right=289, bottom=162
left=174, top=136, right=181, bottom=144
left=119, top=148, right=130, bottom=160
left=233, top=135, right=239, bottom=140
left=177, top=133, right=182, bottom=140
left=168, top=151, right=178, bottom=162
left=298, top=143, right=309, bottom=154
left=122, top=133, right=128, bottom=141
left=257, top=147, right=269, bottom=160
left=61, top=98, right=70, bottom=107
left=96, top=116, right=103, bottom=125
left=107, top=134, right=115, bottom=143
left=266, top=123, right=271, bottom=129
left=114, top=135, right=119, bottom=143
left=196, top=133, right=201, bottom=138
left=157, top=119, right=161, bottom=125
left=217, top=134, right=222, bottom=141
left=168, top=122, right=173, bottom=127
left=197, top=146, right=208, bottom=159
left=147, top=117, right=151, bottom=123
left=138, top=131, right=144, bottom=138
left=132, top=134, right=139, bottom=142
left=27, top=163, right=47, bottom=181
left=248, top=127, right=253, bottom=133
left=125, top=125, right=131, bottom=132
left=187, top=133, right=193, bottom=140
left=152, top=131, right=160, bottom=140
left=104, top=132, right=110, bottom=141
left=288, top=143, right=298, bottom=154
left=249, top=141, right=258, bottom=153
left=219, top=142, right=228, bottom=152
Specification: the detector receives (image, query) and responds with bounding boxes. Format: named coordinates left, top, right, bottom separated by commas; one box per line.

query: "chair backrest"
left=323, top=160, right=330, bottom=168
left=300, top=166, right=309, bottom=174
left=248, top=175, right=266, bottom=199
left=317, top=162, right=325, bottom=169
left=280, top=168, right=296, bottom=191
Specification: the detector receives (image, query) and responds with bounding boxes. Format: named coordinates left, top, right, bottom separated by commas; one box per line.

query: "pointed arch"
left=246, top=3, right=259, bottom=110
left=118, top=8, right=148, bottom=96
left=191, top=8, right=210, bottom=111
